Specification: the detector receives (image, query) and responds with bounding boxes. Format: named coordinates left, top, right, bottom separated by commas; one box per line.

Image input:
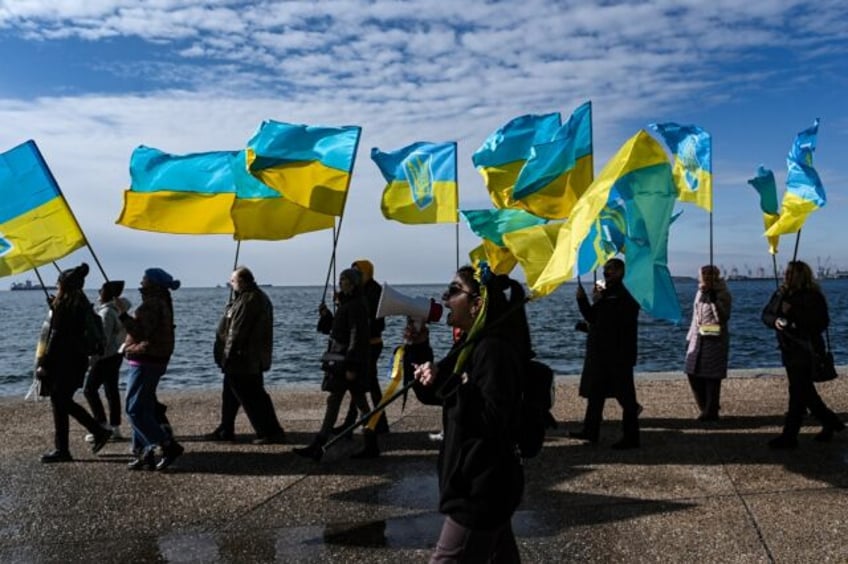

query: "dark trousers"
left=219, top=372, right=284, bottom=438
left=583, top=376, right=640, bottom=442
left=320, top=386, right=371, bottom=440
left=342, top=342, right=385, bottom=426
left=782, top=362, right=842, bottom=438
left=430, top=516, right=520, bottom=563
left=50, top=375, right=103, bottom=453
left=83, top=354, right=123, bottom=427
left=687, top=375, right=722, bottom=417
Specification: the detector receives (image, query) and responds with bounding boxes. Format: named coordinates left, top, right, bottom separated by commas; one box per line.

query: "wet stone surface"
left=1, top=373, right=847, bottom=562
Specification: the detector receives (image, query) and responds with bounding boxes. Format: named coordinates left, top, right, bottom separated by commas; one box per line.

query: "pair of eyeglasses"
left=443, top=284, right=471, bottom=299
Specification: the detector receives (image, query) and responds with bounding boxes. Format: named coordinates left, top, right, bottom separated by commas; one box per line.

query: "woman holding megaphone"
left=413, top=265, right=528, bottom=562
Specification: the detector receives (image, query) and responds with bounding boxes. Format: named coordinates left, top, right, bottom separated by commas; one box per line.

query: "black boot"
left=293, top=436, right=325, bottom=461
left=351, top=430, right=380, bottom=459
left=373, top=412, right=390, bottom=435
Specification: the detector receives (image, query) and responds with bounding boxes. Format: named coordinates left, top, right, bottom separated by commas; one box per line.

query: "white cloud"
left=1, top=0, right=847, bottom=287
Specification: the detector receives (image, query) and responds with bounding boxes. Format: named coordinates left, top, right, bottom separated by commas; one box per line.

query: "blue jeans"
left=125, top=362, right=167, bottom=454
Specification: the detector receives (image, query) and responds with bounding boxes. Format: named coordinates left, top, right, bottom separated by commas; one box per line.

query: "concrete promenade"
left=1, top=369, right=846, bottom=563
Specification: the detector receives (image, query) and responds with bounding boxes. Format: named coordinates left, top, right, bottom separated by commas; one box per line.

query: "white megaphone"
left=376, top=283, right=443, bottom=326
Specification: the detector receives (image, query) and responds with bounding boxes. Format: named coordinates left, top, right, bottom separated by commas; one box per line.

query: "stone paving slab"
left=1, top=371, right=846, bottom=563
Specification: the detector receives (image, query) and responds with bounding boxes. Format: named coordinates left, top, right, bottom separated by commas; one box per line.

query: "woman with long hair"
left=762, top=260, right=845, bottom=448
left=413, top=265, right=528, bottom=562
left=36, top=263, right=112, bottom=463
left=684, top=265, right=732, bottom=421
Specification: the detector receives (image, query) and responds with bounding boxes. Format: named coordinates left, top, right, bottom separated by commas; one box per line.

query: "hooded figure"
left=338, top=259, right=389, bottom=435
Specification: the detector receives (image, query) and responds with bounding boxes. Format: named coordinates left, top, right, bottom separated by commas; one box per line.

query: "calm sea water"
left=3, top=279, right=848, bottom=398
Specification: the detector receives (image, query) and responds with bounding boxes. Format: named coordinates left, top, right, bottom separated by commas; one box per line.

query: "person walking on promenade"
left=294, top=268, right=376, bottom=460
left=116, top=268, right=184, bottom=470
left=336, top=259, right=389, bottom=435
left=570, top=258, right=642, bottom=449
left=413, top=266, right=528, bottom=562
left=761, top=260, right=845, bottom=448
left=36, top=263, right=112, bottom=463
left=684, top=265, right=732, bottom=422
left=209, top=266, right=286, bottom=445
left=83, top=280, right=129, bottom=442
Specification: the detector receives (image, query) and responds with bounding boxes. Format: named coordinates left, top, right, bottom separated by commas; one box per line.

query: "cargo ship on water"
left=9, top=280, right=56, bottom=291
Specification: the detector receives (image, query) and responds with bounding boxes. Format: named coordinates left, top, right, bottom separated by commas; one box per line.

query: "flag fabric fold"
left=469, top=239, right=518, bottom=275
left=765, top=119, right=826, bottom=237
left=472, top=113, right=562, bottom=210
left=747, top=165, right=780, bottom=254
left=649, top=123, right=712, bottom=212
left=576, top=192, right=626, bottom=275
left=0, top=140, right=86, bottom=277
left=504, top=130, right=681, bottom=321
left=116, top=146, right=334, bottom=240
left=460, top=208, right=547, bottom=247
left=246, top=121, right=361, bottom=217
left=372, top=142, right=458, bottom=224
left=511, top=101, right=594, bottom=219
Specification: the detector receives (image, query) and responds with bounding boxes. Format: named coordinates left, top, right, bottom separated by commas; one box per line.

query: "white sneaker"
left=86, top=424, right=119, bottom=443
left=428, top=431, right=444, bottom=442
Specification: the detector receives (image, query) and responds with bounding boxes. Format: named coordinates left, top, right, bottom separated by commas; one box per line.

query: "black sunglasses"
left=443, top=283, right=474, bottom=299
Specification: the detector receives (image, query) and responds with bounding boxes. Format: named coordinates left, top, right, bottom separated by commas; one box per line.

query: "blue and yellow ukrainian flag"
left=372, top=142, right=458, bottom=224
left=512, top=102, right=594, bottom=219
left=116, top=146, right=334, bottom=240
left=504, top=130, right=679, bottom=317
left=246, top=121, right=361, bottom=217
left=747, top=165, right=780, bottom=254
left=0, top=140, right=85, bottom=277
left=649, top=123, right=712, bottom=213
left=765, top=119, right=826, bottom=237
left=472, top=113, right=562, bottom=210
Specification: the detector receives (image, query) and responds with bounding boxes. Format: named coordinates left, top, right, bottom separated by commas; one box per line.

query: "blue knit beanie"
left=144, top=267, right=181, bottom=290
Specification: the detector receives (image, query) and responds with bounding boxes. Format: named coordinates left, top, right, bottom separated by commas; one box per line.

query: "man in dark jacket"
left=570, top=258, right=642, bottom=449
left=209, top=266, right=285, bottom=445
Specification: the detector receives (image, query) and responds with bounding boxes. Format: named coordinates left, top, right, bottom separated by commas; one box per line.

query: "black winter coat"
left=318, top=291, right=370, bottom=392
left=761, top=287, right=829, bottom=370
left=577, top=281, right=640, bottom=398
left=414, top=336, right=524, bottom=530
left=40, top=292, right=91, bottom=391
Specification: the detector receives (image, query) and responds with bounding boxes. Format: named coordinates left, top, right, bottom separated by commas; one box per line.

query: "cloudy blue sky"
left=1, top=0, right=847, bottom=288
